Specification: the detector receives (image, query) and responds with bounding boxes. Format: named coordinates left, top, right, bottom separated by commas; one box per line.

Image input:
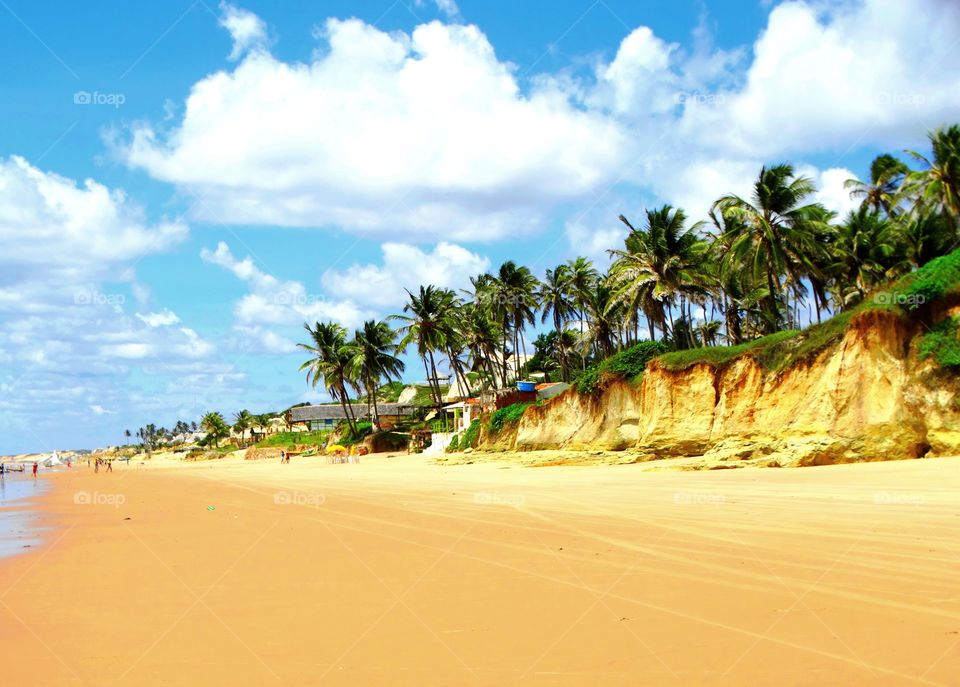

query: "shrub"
left=461, top=420, right=481, bottom=448
left=488, top=402, right=532, bottom=434
left=573, top=340, right=667, bottom=393
left=341, top=421, right=373, bottom=445
left=918, top=316, right=960, bottom=369
left=446, top=434, right=460, bottom=453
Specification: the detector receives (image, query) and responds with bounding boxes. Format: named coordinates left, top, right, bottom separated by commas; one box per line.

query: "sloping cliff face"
left=505, top=309, right=960, bottom=466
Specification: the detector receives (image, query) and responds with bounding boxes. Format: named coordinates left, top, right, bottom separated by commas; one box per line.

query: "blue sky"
left=1, top=0, right=958, bottom=454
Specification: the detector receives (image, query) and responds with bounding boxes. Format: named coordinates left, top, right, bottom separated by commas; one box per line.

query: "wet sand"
left=1, top=453, right=958, bottom=685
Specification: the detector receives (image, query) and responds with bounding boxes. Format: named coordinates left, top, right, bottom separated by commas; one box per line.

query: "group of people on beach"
left=0, top=462, right=38, bottom=478
left=93, top=457, right=112, bottom=473
left=280, top=450, right=290, bottom=464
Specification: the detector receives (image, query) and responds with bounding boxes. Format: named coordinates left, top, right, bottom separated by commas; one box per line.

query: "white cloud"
left=415, top=0, right=460, bottom=19
left=122, top=17, right=627, bottom=239
left=136, top=309, right=180, bottom=327
left=805, top=165, right=860, bottom=219
left=682, top=0, right=960, bottom=157
left=0, top=159, right=223, bottom=451
left=322, top=242, right=490, bottom=309
left=0, top=156, right=186, bottom=284
left=219, top=2, right=269, bottom=60
left=200, top=241, right=371, bottom=345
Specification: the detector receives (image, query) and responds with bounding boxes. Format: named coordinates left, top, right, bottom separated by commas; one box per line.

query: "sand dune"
left=1, top=454, right=958, bottom=685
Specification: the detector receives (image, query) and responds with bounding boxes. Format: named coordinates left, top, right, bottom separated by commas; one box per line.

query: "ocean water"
left=0, top=470, right=47, bottom=560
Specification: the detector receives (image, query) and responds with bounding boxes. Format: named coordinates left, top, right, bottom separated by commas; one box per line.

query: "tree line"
left=299, top=124, right=959, bottom=422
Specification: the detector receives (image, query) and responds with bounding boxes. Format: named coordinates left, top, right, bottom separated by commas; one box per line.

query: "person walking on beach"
left=94, top=458, right=100, bottom=473
left=280, top=450, right=286, bottom=464
left=106, top=460, right=113, bottom=473
left=0, top=463, right=5, bottom=478
left=32, top=462, right=38, bottom=478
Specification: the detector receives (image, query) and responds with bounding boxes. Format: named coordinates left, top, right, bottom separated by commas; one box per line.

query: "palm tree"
left=491, top=261, right=539, bottom=381
left=537, top=265, right=576, bottom=381
left=608, top=206, right=707, bottom=347
left=200, top=412, right=229, bottom=448
left=713, top=165, right=831, bottom=334
left=845, top=154, right=909, bottom=214
left=458, top=301, right=502, bottom=389
left=347, top=320, right=405, bottom=429
left=828, top=207, right=901, bottom=307
left=393, top=286, right=454, bottom=405
left=564, top=257, right=599, bottom=367
left=901, top=124, right=960, bottom=238
left=124, top=429, right=132, bottom=445
left=233, top=409, right=253, bottom=447
left=298, top=321, right=360, bottom=435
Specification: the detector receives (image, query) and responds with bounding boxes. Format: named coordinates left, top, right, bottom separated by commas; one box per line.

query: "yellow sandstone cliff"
left=500, top=308, right=960, bottom=467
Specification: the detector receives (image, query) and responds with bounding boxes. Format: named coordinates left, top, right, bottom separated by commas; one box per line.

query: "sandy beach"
left=1, top=454, right=959, bottom=686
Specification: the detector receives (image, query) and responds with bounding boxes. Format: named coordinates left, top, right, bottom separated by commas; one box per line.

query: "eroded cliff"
left=492, top=306, right=960, bottom=467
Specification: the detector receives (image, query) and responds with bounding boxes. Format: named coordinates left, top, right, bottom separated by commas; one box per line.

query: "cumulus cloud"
left=219, top=1, right=269, bottom=60
left=121, top=0, right=960, bottom=243
left=0, top=159, right=222, bottom=450
left=200, top=241, right=372, bottom=351
left=0, top=156, right=186, bottom=286
left=122, top=18, right=627, bottom=239
left=322, top=242, right=490, bottom=309
left=682, top=0, right=960, bottom=157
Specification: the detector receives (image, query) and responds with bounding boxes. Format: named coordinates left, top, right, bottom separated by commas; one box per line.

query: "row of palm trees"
left=297, top=124, right=959, bottom=407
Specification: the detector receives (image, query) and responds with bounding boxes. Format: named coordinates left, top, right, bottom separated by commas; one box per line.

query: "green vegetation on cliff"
left=657, top=246, right=960, bottom=375
left=488, top=403, right=533, bottom=434
left=574, top=340, right=667, bottom=393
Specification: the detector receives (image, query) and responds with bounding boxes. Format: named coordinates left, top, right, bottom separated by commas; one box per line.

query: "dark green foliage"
left=488, top=402, right=532, bottom=434
left=446, top=434, right=459, bottom=452
left=573, top=340, right=667, bottom=393
left=918, top=317, right=960, bottom=368
left=461, top=419, right=481, bottom=448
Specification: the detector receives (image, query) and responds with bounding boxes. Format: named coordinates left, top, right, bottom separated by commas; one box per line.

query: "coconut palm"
left=233, top=409, right=253, bottom=447
left=713, top=165, right=831, bottom=334
left=347, top=320, right=405, bottom=429
left=392, top=286, right=452, bottom=405
left=298, top=321, right=359, bottom=434
left=537, top=265, right=576, bottom=381
left=845, top=154, right=910, bottom=215
left=901, top=124, right=960, bottom=239
left=490, top=261, right=540, bottom=381
left=564, top=257, right=600, bottom=367
left=457, top=301, right=502, bottom=389
left=200, top=412, right=229, bottom=448
left=608, top=206, right=707, bottom=347
left=828, top=207, right=902, bottom=307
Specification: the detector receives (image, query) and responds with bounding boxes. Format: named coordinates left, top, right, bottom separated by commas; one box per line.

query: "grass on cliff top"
left=657, top=247, right=960, bottom=374
left=255, top=431, right=330, bottom=449
left=573, top=340, right=667, bottom=393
